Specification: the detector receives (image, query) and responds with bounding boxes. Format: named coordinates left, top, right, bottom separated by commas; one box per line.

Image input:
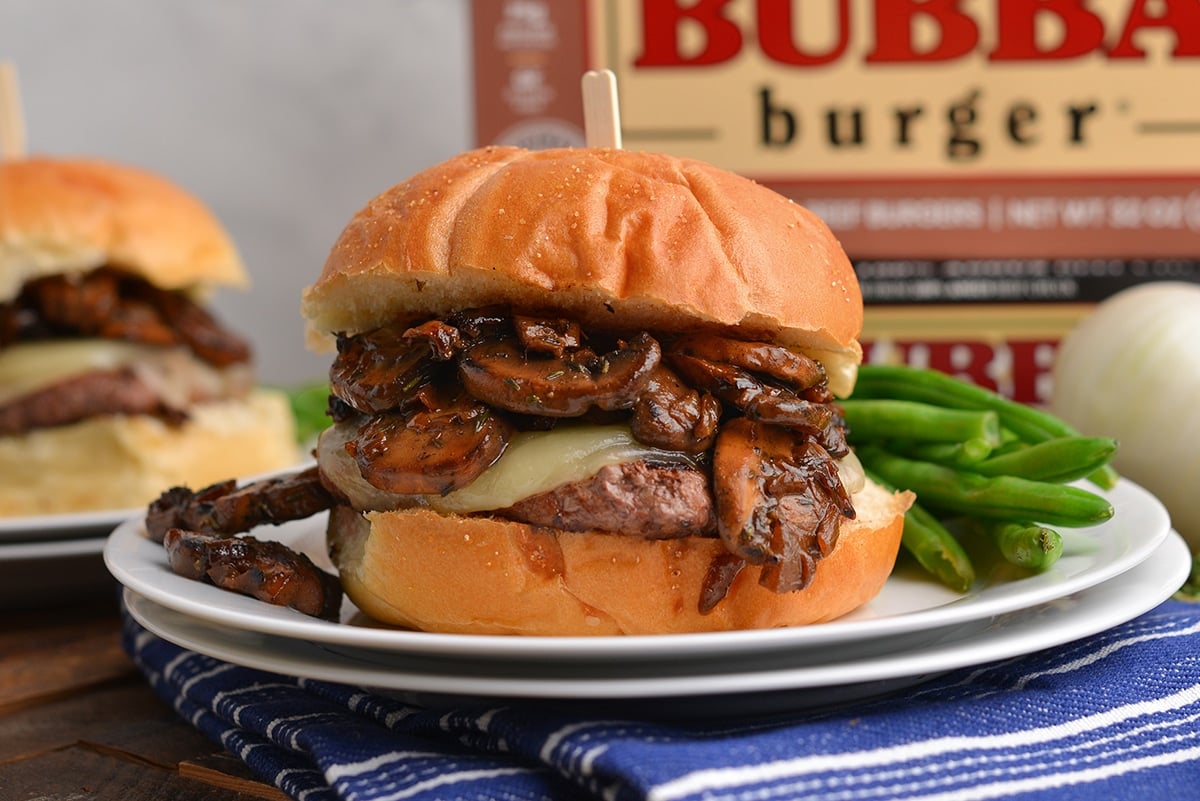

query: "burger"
left=0, top=157, right=299, bottom=516
left=301, top=146, right=912, bottom=636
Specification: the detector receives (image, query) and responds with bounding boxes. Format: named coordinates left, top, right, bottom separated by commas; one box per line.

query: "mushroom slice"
left=330, top=327, right=437, bottom=415
left=699, top=551, right=745, bottom=614
left=402, top=308, right=522, bottom=361
left=668, top=352, right=834, bottom=438
left=671, top=334, right=826, bottom=391
left=712, top=418, right=854, bottom=594
left=630, top=364, right=721, bottom=453
left=458, top=332, right=661, bottom=417
left=712, top=417, right=791, bottom=564
left=402, top=319, right=465, bottom=361
left=349, top=389, right=513, bottom=496
left=447, top=306, right=513, bottom=344
left=141, top=284, right=252, bottom=367
left=163, top=528, right=342, bottom=621
left=513, top=315, right=583, bottom=357
left=756, top=440, right=855, bottom=593
left=145, top=467, right=333, bottom=542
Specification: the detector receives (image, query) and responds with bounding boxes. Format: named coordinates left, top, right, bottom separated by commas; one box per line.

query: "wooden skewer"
left=581, top=69, right=622, bottom=149
left=0, top=62, right=28, bottom=160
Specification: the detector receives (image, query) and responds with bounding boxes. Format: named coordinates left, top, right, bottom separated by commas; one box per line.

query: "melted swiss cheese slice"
left=424, top=424, right=866, bottom=514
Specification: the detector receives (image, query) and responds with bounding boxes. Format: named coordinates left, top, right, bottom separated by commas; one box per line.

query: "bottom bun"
left=0, top=390, right=300, bottom=517
left=327, top=479, right=913, bottom=636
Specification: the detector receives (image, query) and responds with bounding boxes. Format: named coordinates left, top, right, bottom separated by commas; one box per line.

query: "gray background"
left=1, top=0, right=472, bottom=384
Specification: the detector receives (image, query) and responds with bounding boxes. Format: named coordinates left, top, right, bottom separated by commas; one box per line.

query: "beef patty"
left=0, top=368, right=182, bottom=436
left=502, top=460, right=716, bottom=539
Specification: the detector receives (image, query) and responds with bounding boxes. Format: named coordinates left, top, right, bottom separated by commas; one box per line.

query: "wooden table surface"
left=0, top=581, right=288, bottom=801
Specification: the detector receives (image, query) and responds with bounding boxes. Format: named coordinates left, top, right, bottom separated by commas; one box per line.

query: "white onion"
left=1050, top=282, right=1200, bottom=550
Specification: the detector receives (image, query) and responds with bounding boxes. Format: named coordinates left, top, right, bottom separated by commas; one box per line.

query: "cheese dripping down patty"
left=318, top=421, right=867, bottom=515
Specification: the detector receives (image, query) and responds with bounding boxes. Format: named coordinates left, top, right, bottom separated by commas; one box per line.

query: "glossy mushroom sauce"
left=318, top=307, right=864, bottom=611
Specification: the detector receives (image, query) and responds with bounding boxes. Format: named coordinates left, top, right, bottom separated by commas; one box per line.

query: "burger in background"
left=0, top=157, right=299, bottom=517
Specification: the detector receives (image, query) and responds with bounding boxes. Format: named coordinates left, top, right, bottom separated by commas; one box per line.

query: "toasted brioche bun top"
left=0, top=157, right=247, bottom=303
left=302, top=146, right=862, bottom=392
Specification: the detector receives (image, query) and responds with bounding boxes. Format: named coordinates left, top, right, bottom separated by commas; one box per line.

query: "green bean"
left=990, top=428, right=1027, bottom=457
left=853, top=365, right=1119, bottom=489
left=978, top=520, right=1063, bottom=571
left=856, top=445, right=1114, bottom=527
left=969, top=437, right=1118, bottom=484
left=887, top=438, right=994, bottom=467
left=866, top=468, right=974, bottom=592
left=839, top=399, right=1001, bottom=449
left=854, top=365, right=1072, bottom=440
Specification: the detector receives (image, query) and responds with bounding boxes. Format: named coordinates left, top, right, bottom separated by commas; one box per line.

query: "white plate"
left=1, top=536, right=107, bottom=561
left=1, top=507, right=139, bottom=543
left=106, top=478, right=1170, bottom=664
left=1, top=535, right=116, bottom=607
left=0, top=462, right=313, bottom=545
left=122, top=530, right=1191, bottom=715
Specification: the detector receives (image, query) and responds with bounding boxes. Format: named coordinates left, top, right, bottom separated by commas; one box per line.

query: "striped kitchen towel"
left=122, top=599, right=1200, bottom=801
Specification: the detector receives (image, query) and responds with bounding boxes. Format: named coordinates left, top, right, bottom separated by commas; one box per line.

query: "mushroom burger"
left=0, top=157, right=299, bottom=516
left=302, top=146, right=912, bottom=636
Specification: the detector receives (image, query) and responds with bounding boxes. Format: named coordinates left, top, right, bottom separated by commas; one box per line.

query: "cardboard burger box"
left=470, top=0, right=1200, bottom=404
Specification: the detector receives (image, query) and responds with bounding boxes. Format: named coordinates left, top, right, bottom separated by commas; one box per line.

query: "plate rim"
left=105, top=477, right=1171, bottom=661
left=0, top=462, right=313, bottom=545
left=0, top=507, right=140, bottom=543
left=121, top=530, right=1191, bottom=700
left=1, top=535, right=108, bottom=560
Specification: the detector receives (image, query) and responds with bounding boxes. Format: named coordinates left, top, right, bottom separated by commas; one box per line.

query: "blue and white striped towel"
left=122, top=599, right=1200, bottom=801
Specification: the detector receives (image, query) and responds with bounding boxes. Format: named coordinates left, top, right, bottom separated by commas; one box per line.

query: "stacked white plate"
left=1, top=508, right=137, bottom=608
left=106, top=478, right=1188, bottom=717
